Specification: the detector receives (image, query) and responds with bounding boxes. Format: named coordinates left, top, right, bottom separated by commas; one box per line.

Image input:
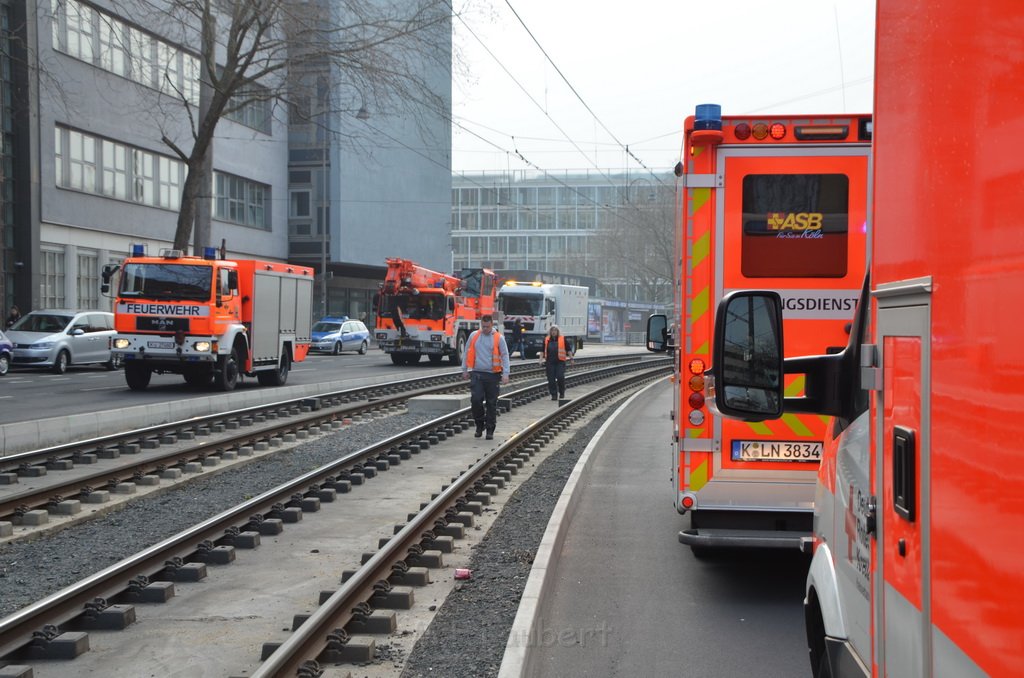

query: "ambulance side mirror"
left=646, top=314, right=667, bottom=353
left=707, top=291, right=784, bottom=421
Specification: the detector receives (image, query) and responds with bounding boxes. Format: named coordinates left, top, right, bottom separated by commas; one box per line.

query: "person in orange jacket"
left=540, top=324, right=573, bottom=401
left=460, top=315, right=510, bottom=440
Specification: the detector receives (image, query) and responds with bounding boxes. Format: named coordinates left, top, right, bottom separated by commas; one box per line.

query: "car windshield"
left=312, top=322, right=342, bottom=333
left=119, top=263, right=213, bottom=301
left=11, top=314, right=73, bottom=333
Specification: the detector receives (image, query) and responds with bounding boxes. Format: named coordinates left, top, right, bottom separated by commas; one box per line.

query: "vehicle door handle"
left=893, top=426, right=915, bottom=522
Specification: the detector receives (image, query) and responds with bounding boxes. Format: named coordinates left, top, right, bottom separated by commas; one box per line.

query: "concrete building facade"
left=0, top=0, right=451, bottom=321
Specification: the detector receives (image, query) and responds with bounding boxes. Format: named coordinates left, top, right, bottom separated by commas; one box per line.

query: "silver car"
left=6, top=310, right=120, bottom=374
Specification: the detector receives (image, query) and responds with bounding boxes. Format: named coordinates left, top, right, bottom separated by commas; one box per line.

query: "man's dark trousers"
left=469, top=371, right=501, bottom=432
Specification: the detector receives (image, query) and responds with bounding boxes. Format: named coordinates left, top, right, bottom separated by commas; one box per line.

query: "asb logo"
left=767, top=212, right=823, bottom=230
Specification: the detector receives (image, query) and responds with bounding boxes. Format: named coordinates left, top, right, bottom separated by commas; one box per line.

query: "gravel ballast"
left=400, top=398, right=626, bottom=678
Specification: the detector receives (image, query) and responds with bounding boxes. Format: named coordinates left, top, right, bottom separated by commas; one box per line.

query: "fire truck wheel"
left=258, top=352, right=290, bottom=386
left=51, top=350, right=70, bottom=374
left=358, top=340, right=368, bottom=355
left=215, top=348, right=240, bottom=391
left=332, top=342, right=342, bottom=355
left=124, top=363, right=151, bottom=391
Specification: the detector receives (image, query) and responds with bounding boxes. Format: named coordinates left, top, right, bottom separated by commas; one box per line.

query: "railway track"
left=0, top=355, right=646, bottom=529
left=0, top=357, right=669, bottom=675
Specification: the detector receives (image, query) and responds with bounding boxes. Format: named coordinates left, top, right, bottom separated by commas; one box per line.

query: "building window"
left=41, top=247, right=66, bottom=308
left=102, top=140, right=128, bottom=199
left=67, top=129, right=97, bottom=192
left=129, top=26, right=154, bottom=87
left=225, top=83, right=271, bottom=133
left=98, top=15, right=126, bottom=76
left=54, top=126, right=63, bottom=186
left=133, top=148, right=155, bottom=205
left=214, top=172, right=270, bottom=230
left=290, top=190, right=311, bottom=218
left=65, top=0, right=95, bottom=63
left=158, top=42, right=179, bottom=96
left=158, top=156, right=183, bottom=210
left=77, top=250, right=99, bottom=309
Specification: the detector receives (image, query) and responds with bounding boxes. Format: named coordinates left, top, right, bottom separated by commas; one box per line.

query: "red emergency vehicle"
left=705, top=1, right=1024, bottom=674
left=648, top=107, right=871, bottom=555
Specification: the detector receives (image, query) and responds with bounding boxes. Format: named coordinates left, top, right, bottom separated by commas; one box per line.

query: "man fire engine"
left=704, top=1, right=1024, bottom=675
left=103, top=246, right=313, bottom=391
left=374, top=258, right=498, bottom=365
left=647, top=105, right=871, bottom=556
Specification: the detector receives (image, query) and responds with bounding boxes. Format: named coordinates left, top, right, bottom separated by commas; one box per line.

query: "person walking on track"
left=541, top=324, right=573, bottom=401
left=461, top=314, right=510, bottom=440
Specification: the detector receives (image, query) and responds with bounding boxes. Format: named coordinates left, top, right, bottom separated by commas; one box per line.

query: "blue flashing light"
left=694, top=103, right=722, bottom=131
left=131, top=244, right=146, bottom=256
left=203, top=246, right=217, bottom=260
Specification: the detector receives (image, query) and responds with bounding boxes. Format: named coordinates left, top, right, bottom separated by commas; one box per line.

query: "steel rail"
left=0, top=354, right=642, bottom=474
left=0, top=356, right=650, bottom=522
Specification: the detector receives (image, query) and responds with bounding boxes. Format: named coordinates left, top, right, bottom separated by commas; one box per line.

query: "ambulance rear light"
left=769, top=123, right=787, bottom=140
left=688, top=410, right=705, bottom=426
left=794, top=124, right=849, bottom=141
left=688, top=392, right=705, bottom=409
left=688, top=358, right=706, bottom=375
left=734, top=123, right=751, bottom=140
left=751, top=123, right=769, bottom=140
left=680, top=494, right=696, bottom=510
left=689, top=375, right=705, bottom=392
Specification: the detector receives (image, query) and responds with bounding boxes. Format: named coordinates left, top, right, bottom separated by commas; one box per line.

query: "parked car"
left=0, top=329, right=12, bottom=376
left=6, top=310, right=120, bottom=374
left=310, top=317, right=370, bottom=355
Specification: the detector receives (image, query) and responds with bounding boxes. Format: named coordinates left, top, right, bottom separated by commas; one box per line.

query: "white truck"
left=498, top=281, right=588, bottom=358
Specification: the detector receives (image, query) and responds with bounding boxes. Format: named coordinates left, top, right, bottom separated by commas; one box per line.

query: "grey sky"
left=451, top=0, right=876, bottom=174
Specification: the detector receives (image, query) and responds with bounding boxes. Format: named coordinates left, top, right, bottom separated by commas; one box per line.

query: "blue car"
left=0, top=329, right=12, bottom=376
left=310, top=317, right=370, bottom=355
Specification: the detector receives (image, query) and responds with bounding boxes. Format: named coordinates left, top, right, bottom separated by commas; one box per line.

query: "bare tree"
left=592, top=180, right=676, bottom=305
left=102, top=0, right=453, bottom=251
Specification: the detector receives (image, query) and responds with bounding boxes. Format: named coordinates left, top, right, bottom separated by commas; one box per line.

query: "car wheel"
left=359, top=340, right=368, bottom=355
left=105, top=353, right=123, bottom=370
left=51, top=349, right=70, bottom=375
left=332, top=342, right=342, bottom=355
left=0, top=352, right=9, bottom=376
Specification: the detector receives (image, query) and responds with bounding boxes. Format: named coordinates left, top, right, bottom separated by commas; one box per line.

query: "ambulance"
left=704, top=1, right=1024, bottom=674
left=647, top=106, right=871, bottom=555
